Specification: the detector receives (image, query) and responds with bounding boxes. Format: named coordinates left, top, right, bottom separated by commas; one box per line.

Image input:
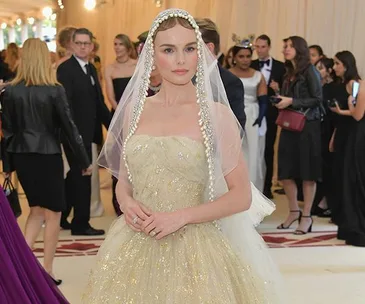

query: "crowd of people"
left=0, top=7, right=364, bottom=304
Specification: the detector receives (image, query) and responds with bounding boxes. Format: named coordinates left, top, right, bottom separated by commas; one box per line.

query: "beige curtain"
left=58, top=0, right=162, bottom=68
left=225, top=0, right=365, bottom=75
left=58, top=0, right=365, bottom=75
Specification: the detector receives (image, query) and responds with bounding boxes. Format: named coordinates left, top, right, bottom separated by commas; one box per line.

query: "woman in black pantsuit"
left=275, top=36, right=322, bottom=234
left=1, top=38, right=91, bottom=284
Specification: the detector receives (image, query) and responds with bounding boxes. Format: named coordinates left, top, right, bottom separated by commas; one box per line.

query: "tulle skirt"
left=83, top=216, right=274, bottom=304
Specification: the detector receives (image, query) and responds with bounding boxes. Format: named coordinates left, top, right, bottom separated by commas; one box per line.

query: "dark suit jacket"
left=251, top=58, right=285, bottom=121
left=57, top=56, right=111, bottom=147
left=218, top=64, right=246, bottom=128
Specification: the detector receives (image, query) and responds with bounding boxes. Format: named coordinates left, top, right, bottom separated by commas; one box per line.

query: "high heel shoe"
left=48, top=274, right=62, bottom=286
left=277, top=210, right=302, bottom=229
left=52, top=278, right=62, bottom=286
left=294, top=216, right=313, bottom=235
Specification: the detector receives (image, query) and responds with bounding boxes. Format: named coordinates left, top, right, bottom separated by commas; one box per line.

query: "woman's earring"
left=232, top=60, right=236, bottom=65
left=152, top=65, right=156, bottom=71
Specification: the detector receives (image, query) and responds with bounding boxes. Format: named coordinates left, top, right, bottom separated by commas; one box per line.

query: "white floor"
left=16, top=170, right=365, bottom=304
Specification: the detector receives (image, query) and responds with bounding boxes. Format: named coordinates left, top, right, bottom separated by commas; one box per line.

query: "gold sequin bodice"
left=126, top=135, right=208, bottom=212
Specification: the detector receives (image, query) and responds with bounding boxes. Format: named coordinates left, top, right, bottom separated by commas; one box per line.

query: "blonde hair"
left=12, top=38, right=59, bottom=86
left=5, top=43, right=20, bottom=72
left=92, top=38, right=100, bottom=53
left=56, top=26, right=76, bottom=60
left=57, top=26, right=77, bottom=49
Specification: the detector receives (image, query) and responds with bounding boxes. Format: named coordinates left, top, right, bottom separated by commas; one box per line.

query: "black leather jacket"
left=283, top=65, right=323, bottom=121
left=1, top=82, right=90, bottom=172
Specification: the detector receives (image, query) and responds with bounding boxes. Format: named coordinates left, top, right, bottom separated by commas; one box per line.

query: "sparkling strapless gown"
left=84, top=135, right=270, bottom=303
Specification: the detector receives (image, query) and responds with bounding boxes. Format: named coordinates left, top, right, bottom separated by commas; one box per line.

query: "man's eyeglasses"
left=74, top=41, right=92, bottom=47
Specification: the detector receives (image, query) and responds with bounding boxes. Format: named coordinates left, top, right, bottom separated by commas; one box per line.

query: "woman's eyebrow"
left=159, top=42, right=197, bottom=48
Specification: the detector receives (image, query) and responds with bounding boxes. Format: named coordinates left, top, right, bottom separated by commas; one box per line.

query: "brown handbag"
left=276, top=108, right=310, bottom=132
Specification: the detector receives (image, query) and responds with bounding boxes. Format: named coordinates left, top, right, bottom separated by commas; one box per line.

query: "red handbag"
left=276, top=108, right=310, bottom=132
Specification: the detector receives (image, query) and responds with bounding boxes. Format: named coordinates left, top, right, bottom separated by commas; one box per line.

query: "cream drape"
left=58, top=0, right=162, bottom=69
left=58, top=0, right=365, bottom=75
left=225, top=0, right=365, bottom=74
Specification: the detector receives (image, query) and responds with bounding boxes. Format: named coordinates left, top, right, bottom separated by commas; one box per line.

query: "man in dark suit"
left=251, top=35, right=285, bottom=198
left=195, top=18, right=246, bottom=129
left=57, top=28, right=111, bottom=236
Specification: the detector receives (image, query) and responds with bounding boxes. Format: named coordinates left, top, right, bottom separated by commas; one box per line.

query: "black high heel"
left=48, top=274, right=62, bottom=286
left=294, top=216, right=313, bottom=235
left=52, top=277, right=62, bottom=286
left=277, top=210, right=302, bottom=229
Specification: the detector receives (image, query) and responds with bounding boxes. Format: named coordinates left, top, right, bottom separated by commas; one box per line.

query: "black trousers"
left=61, top=143, right=92, bottom=230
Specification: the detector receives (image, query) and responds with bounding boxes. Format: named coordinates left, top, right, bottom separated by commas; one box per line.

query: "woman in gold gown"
left=84, top=9, right=285, bottom=304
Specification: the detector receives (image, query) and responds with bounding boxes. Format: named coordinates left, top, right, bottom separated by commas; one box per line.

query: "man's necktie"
left=85, top=63, right=91, bottom=77
left=259, top=59, right=270, bottom=69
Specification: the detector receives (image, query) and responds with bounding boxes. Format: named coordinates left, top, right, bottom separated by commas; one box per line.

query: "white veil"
left=98, top=8, right=285, bottom=303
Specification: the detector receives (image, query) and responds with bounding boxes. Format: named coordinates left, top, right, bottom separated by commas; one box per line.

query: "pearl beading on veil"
left=122, top=8, right=216, bottom=202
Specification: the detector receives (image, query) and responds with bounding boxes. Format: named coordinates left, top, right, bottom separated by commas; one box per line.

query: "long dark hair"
left=316, top=57, right=337, bottom=81
left=334, top=51, right=361, bottom=84
left=283, top=36, right=310, bottom=79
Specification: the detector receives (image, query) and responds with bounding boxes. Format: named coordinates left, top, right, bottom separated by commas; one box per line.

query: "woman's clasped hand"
left=122, top=197, right=186, bottom=239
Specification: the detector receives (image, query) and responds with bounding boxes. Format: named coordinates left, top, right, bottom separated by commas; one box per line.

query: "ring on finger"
left=132, top=216, right=139, bottom=225
left=150, top=230, right=156, bottom=237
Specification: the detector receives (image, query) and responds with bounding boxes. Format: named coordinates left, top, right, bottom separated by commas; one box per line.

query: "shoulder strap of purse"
left=303, top=108, right=311, bottom=115
left=3, top=176, right=15, bottom=191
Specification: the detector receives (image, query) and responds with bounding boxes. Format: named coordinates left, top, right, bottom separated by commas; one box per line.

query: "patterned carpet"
left=262, top=230, right=345, bottom=248
left=33, top=238, right=104, bottom=258
left=33, top=230, right=345, bottom=258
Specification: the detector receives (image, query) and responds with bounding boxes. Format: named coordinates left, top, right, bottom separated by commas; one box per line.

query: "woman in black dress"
left=105, top=34, right=137, bottom=112
left=275, top=36, right=322, bottom=234
left=2, top=38, right=91, bottom=284
left=311, top=57, right=337, bottom=216
left=105, top=34, right=137, bottom=216
left=328, top=51, right=361, bottom=242
left=343, top=76, right=365, bottom=247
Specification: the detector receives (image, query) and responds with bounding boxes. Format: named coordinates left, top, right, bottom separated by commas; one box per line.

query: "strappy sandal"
left=294, top=216, right=313, bottom=235
left=277, top=210, right=302, bottom=229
